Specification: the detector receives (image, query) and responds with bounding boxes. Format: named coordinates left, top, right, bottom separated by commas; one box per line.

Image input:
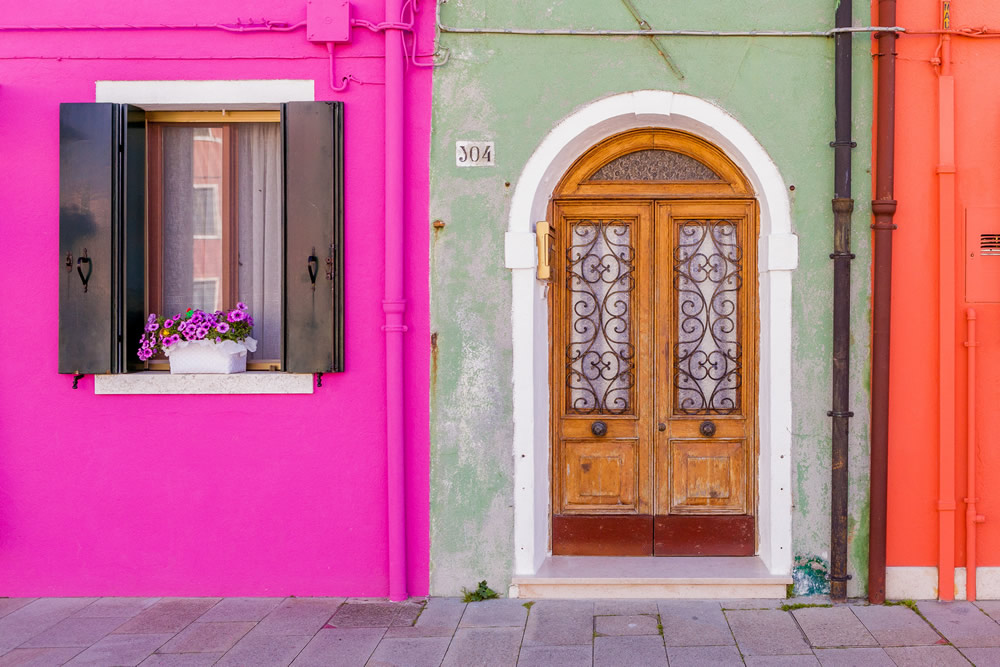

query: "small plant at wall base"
left=461, top=581, right=499, bottom=602
left=138, top=304, right=257, bottom=374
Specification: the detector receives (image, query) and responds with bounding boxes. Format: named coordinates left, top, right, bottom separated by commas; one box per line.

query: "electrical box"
left=965, top=207, right=1000, bottom=303
left=307, top=0, right=352, bottom=43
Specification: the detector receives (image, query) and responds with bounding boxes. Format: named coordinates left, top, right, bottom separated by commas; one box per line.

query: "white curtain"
left=238, top=124, right=282, bottom=361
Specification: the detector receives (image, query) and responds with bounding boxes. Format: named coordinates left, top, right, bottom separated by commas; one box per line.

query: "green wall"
left=428, top=0, right=874, bottom=597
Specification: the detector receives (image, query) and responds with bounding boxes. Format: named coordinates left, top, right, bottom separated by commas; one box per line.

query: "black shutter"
left=120, top=105, right=147, bottom=373
left=282, top=102, right=344, bottom=373
left=59, top=103, right=146, bottom=375
left=59, top=103, right=117, bottom=374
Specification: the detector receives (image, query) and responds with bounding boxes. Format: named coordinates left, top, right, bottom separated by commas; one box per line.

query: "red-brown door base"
left=654, top=515, right=755, bottom=556
left=552, top=515, right=755, bottom=556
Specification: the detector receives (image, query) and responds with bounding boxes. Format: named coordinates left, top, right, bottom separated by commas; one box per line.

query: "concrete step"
left=510, top=556, right=792, bottom=599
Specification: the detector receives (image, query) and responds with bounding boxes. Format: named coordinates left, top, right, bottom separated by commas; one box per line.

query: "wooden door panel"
left=656, top=439, right=748, bottom=514
left=654, top=515, right=754, bottom=556
left=551, top=201, right=653, bottom=520
left=562, top=439, right=639, bottom=511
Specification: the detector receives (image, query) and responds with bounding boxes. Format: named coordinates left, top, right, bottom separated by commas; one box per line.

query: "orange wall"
left=887, top=0, right=1000, bottom=570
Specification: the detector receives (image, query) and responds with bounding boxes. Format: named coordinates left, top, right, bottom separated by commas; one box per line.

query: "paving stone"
left=290, top=627, right=384, bottom=666
left=157, top=621, right=254, bottom=653
left=666, top=645, right=744, bottom=666
left=381, top=624, right=456, bottom=638
left=196, top=597, right=283, bottom=622
left=594, top=600, right=659, bottom=616
left=516, top=645, right=593, bottom=667
left=0, top=647, right=85, bottom=666
left=367, top=636, right=452, bottom=667
left=461, top=599, right=529, bottom=627
left=659, top=601, right=735, bottom=647
left=959, top=646, right=1000, bottom=666
left=113, top=599, right=220, bottom=635
left=0, top=599, right=99, bottom=654
left=594, top=636, right=667, bottom=667
left=726, top=610, right=812, bottom=656
left=441, top=627, right=523, bottom=667
left=214, top=631, right=310, bottom=667
left=917, top=601, right=1000, bottom=647
left=719, top=599, right=782, bottom=610
left=594, top=615, right=659, bottom=636
left=977, top=601, right=1000, bottom=624
left=792, top=607, right=878, bottom=648
left=66, top=633, right=173, bottom=666
left=20, top=616, right=129, bottom=648
left=0, top=600, right=35, bottom=620
left=328, top=601, right=401, bottom=627
left=76, top=598, right=160, bottom=619
left=412, top=598, right=465, bottom=630
left=850, top=605, right=942, bottom=646
left=390, top=600, right=426, bottom=627
left=743, top=656, right=820, bottom=665
left=255, top=598, right=343, bottom=636
left=813, top=647, right=895, bottom=666
left=883, top=645, right=972, bottom=666
left=522, top=601, right=594, bottom=647
left=139, top=655, right=224, bottom=666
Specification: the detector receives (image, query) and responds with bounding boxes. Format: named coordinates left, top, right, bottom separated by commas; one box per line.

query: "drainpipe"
left=868, top=0, right=899, bottom=605
left=965, top=308, right=985, bottom=600
left=829, top=0, right=855, bottom=604
left=936, top=0, right=957, bottom=602
left=384, top=0, right=408, bottom=601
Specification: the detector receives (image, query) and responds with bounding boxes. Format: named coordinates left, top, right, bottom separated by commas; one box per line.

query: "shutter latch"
left=76, top=248, right=91, bottom=293
left=325, top=243, right=335, bottom=281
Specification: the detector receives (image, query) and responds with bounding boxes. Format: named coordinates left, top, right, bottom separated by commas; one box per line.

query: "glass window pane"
left=590, top=149, right=722, bottom=181
left=565, top=220, right=635, bottom=415
left=162, top=126, right=224, bottom=316
left=673, top=220, right=742, bottom=415
left=237, top=123, right=282, bottom=361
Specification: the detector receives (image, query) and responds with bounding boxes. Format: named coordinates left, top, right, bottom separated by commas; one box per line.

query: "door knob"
left=700, top=420, right=717, bottom=437
left=658, top=423, right=666, bottom=432
left=591, top=421, right=608, bottom=437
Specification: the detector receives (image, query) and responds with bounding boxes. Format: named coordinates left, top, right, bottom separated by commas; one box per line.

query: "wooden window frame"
left=145, top=111, right=282, bottom=371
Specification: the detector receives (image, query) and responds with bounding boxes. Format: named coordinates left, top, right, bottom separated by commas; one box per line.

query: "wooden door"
left=551, top=198, right=757, bottom=556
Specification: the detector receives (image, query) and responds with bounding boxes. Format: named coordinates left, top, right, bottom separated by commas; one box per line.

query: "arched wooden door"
left=549, top=129, right=759, bottom=556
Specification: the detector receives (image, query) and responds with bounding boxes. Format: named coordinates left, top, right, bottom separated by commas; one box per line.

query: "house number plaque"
left=455, top=141, right=495, bottom=167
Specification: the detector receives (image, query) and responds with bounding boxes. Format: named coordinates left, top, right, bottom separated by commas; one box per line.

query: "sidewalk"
left=1, top=596, right=999, bottom=666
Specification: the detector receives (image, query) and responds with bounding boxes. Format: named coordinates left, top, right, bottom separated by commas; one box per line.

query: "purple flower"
left=145, top=321, right=159, bottom=333
left=247, top=316, right=254, bottom=326
left=237, top=301, right=247, bottom=310
left=229, top=310, right=247, bottom=322
left=147, top=313, right=157, bottom=323
left=163, top=318, right=174, bottom=328
left=215, top=321, right=230, bottom=334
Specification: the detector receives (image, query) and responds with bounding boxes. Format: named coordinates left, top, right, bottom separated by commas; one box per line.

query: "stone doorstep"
left=511, top=555, right=791, bottom=599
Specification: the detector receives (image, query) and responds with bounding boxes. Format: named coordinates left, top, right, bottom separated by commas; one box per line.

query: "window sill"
left=94, top=372, right=314, bottom=395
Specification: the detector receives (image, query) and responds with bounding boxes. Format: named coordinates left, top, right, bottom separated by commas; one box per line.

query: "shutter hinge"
left=326, top=243, right=335, bottom=280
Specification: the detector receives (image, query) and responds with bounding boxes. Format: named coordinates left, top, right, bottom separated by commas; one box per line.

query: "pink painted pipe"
left=384, top=0, right=408, bottom=601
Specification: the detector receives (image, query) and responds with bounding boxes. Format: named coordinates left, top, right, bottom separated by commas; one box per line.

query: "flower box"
left=164, top=338, right=258, bottom=374
left=138, top=304, right=257, bottom=374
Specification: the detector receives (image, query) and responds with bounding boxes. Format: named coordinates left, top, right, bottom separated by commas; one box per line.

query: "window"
left=58, top=102, right=344, bottom=376
left=147, top=114, right=283, bottom=367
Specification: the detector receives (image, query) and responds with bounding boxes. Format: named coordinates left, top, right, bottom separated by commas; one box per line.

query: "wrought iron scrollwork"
left=673, top=220, right=742, bottom=415
left=565, top=220, right=635, bottom=415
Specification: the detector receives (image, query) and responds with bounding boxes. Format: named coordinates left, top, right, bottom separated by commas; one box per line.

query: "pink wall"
left=0, top=0, right=431, bottom=596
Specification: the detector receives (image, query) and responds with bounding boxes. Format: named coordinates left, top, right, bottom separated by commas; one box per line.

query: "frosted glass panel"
left=590, top=149, right=722, bottom=181
left=674, top=221, right=742, bottom=414
left=565, top=220, right=635, bottom=415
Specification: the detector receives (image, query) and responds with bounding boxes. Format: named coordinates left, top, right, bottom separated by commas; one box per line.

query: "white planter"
left=164, top=338, right=257, bottom=374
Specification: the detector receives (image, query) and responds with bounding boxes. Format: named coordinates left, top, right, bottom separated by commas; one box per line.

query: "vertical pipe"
left=868, top=0, right=898, bottom=605
left=965, top=308, right=980, bottom=601
left=937, top=0, right=956, bottom=602
left=829, top=0, right=855, bottom=604
left=385, top=0, right=408, bottom=602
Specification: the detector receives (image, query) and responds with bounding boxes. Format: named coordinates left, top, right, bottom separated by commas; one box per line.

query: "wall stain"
left=431, top=332, right=439, bottom=395
left=793, top=555, right=831, bottom=596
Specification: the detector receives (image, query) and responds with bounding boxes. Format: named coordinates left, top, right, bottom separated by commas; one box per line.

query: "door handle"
left=658, top=423, right=666, bottom=432
left=307, top=251, right=319, bottom=292
left=591, top=421, right=608, bottom=437
left=700, top=420, right=717, bottom=437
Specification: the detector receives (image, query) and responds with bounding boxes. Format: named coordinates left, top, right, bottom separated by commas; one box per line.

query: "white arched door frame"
left=504, top=91, right=798, bottom=576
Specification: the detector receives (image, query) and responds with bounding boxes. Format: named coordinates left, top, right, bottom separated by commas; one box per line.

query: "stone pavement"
left=1, top=596, right=1000, bottom=666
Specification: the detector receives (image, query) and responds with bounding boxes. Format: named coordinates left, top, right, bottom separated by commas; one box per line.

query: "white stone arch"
left=504, top=90, right=798, bottom=577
